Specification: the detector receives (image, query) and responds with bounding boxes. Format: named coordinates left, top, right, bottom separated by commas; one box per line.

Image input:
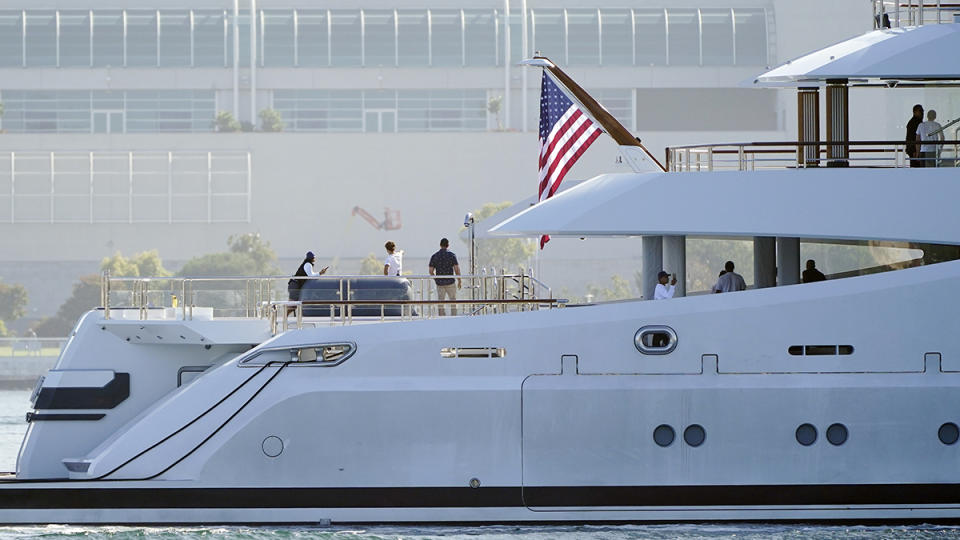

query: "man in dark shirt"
left=802, top=259, right=826, bottom=283
left=428, top=238, right=461, bottom=316
left=906, top=104, right=924, bottom=168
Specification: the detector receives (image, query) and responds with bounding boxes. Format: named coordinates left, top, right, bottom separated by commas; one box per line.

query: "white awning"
left=754, top=24, right=960, bottom=85
left=488, top=168, right=960, bottom=246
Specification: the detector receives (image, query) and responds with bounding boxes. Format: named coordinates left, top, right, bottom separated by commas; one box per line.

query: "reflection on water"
left=0, top=391, right=959, bottom=538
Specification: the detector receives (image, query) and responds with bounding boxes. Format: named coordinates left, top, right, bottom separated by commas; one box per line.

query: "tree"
left=214, top=111, right=241, bottom=132
left=487, top=96, right=503, bottom=130
left=463, top=201, right=536, bottom=273
left=32, top=275, right=100, bottom=337
left=0, top=281, right=28, bottom=326
left=259, top=108, right=284, bottom=132
left=358, top=253, right=382, bottom=275
left=177, top=233, right=280, bottom=277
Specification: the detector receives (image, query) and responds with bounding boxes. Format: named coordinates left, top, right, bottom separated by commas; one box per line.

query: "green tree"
left=463, top=201, right=536, bottom=273
left=0, top=281, right=28, bottom=323
left=258, top=108, right=284, bottom=132
left=32, top=275, right=100, bottom=337
left=358, top=253, right=382, bottom=275
left=585, top=275, right=634, bottom=302
left=487, top=96, right=503, bottom=130
left=214, top=110, right=241, bottom=132
left=177, top=233, right=279, bottom=277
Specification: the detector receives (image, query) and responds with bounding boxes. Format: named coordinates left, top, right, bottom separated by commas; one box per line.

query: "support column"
left=641, top=236, right=663, bottom=301
left=662, top=235, right=686, bottom=297
left=797, top=87, right=819, bottom=167
left=754, top=236, right=776, bottom=289
left=825, top=79, right=849, bottom=167
left=777, top=237, right=800, bottom=286
left=250, top=0, right=257, bottom=128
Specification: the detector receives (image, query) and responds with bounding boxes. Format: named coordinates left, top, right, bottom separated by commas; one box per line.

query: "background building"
left=0, top=0, right=944, bottom=320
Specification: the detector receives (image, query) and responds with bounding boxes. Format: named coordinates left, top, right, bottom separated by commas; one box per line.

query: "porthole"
left=262, top=436, right=284, bottom=458
left=683, top=424, right=705, bottom=447
left=826, top=423, right=848, bottom=446
left=653, top=424, right=675, bottom=447
left=939, top=423, right=959, bottom=445
left=634, top=326, right=678, bottom=355
left=795, top=423, right=817, bottom=446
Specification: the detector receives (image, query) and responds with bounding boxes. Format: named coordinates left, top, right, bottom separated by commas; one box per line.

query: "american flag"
left=537, top=71, right=603, bottom=248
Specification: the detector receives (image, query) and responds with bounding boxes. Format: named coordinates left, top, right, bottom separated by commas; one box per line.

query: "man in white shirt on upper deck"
left=654, top=271, right=677, bottom=300
left=917, top=109, right=944, bottom=167
left=383, top=241, right=403, bottom=276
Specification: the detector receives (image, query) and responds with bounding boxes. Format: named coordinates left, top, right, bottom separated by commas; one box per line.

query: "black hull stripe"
left=1, top=485, right=960, bottom=509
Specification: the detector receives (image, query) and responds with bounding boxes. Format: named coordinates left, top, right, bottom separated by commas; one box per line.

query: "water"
left=1, top=390, right=959, bottom=539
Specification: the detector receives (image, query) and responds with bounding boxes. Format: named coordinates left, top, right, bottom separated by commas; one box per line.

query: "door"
left=92, top=110, right=124, bottom=133
left=363, top=109, right=396, bottom=133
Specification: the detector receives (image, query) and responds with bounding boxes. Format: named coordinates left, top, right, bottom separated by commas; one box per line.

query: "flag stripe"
left=537, top=71, right=603, bottom=249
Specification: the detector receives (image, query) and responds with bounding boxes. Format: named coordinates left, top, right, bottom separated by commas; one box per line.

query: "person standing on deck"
left=906, top=104, right=925, bottom=168
left=802, top=259, right=826, bottom=283
left=429, top=238, right=462, bottom=316
left=383, top=241, right=403, bottom=276
left=917, top=109, right=944, bottom=167
left=653, top=271, right=677, bottom=300
left=713, top=261, right=747, bottom=293
left=288, top=251, right=328, bottom=301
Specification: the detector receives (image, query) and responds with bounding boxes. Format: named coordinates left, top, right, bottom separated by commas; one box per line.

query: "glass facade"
left=0, top=7, right=768, bottom=68
left=0, top=90, right=215, bottom=133
left=273, top=89, right=487, bottom=132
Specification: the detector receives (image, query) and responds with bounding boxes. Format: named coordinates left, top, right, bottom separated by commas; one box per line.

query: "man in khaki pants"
left=428, top=238, right=461, bottom=316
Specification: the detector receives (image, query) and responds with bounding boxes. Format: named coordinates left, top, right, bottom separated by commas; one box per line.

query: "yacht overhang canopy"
left=488, top=169, right=960, bottom=246
left=754, top=24, right=960, bottom=85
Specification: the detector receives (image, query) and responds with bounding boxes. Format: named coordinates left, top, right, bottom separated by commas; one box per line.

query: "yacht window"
left=440, top=347, right=505, bottom=358
left=788, top=345, right=854, bottom=356
left=634, top=326, right=677, bottom=355
left=240, top=342, right=355, bottom=366
left=806, top=345, right=837, bottom=356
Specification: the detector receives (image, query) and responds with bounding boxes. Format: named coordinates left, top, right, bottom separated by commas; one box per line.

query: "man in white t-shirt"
left=653, top=271, right=677, bottom=300
left=383, top=241, right=403, bottom=276
left=916, top=109, right=944, bottom=167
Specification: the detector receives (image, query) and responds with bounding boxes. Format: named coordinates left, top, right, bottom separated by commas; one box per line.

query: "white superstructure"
left=4, top=5, right=960, bottom=525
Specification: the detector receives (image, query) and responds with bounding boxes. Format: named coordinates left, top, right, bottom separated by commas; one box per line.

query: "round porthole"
left=262, top=435, right=284, bottom=457
left=683, top=424, right=706, bottom=447
left=826, top=423, right=848, bottom=446
left=795, top=423, right=817, bottom=446
left=653, top=424, right=675, bottom=447
left=939, top=423, right=959, bottom=445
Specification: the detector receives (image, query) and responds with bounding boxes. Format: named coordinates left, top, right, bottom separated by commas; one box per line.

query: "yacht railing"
left=873, top=0, right=960, bottom=27
left=98, top=270, right=557, bottom=328
left=666, top=140, right=960, bottom=172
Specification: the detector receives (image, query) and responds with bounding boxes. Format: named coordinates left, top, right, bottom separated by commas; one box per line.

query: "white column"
left=232, top=0, right=239, bottom=120
left=250, top=0, right=257, bottom=128
left=521, top=0, right=528, bottom=132
left=663, top=235, right=686, bottom=297
left=754, top=236, right=776, bottom=289
left=641, top=236, right=663, bottom=301
left=503, top=0, right=511, bottom=131
left=777, top=237, right=800, bottom=286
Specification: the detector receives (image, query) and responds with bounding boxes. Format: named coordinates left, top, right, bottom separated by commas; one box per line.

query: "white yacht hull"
left=8, top=260, right=960, bottom=524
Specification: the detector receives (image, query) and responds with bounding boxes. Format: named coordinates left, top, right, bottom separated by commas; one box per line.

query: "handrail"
left=873, top=0, right=960, bottom=28
left=666, top=140, right=960, bottom=171
left=100, top=271, right=553, bottom=324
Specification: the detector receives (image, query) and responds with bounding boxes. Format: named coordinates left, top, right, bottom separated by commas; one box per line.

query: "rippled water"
left=1, top=390, right=959, bottom=538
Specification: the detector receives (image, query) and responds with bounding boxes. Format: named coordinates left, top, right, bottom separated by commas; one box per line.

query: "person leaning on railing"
left=287, top=251, right=328, bottom=301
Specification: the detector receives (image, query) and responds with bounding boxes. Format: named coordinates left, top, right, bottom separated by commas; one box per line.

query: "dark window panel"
left=464, top=9, right=495, bottom=66
left=364, top=9, right=395, bottom=67
left=296, top=9, right=328, bottom=67
left=194, top=10, right=225, bottom=67
left=635, top=9, right=665, bottom=66
left=667, top=8, right=699, bottom=65
left=397, top=10, right=427, bottom=67
left=330, top=10, right=360, bottom=66
left=25, top=11, right=57, bottom=67
left=701, top=8, right=733, bottom=66
left=600, top=9, right=632, bottom=66
left=59, top=11, right=91, bottom=67
left=126, top=10, right=158, bottom=66
left=0, top=11, right=23, bottom=67
left=262, top=10, right=294, bottom=67
left=430, top=9, right=461, bottom=66
left=735, top=8, right=767, bottom=65
left=159, top=10, right=190, bottom=67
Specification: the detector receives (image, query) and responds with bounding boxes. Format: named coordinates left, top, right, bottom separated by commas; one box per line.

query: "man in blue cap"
left=287, top=251, right=328, bottom=301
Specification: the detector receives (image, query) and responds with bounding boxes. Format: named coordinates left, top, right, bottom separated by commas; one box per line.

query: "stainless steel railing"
left=99, top=270, right=555, bottom=325
left=873, top=0, right=960, bottom=28
left=666, top=140, right=960, bottom=172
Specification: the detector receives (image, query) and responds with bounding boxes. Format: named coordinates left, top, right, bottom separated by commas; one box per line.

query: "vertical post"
left=207, top=152, right=212, bottom=224
left=797, top=87, right=820, bottom=167
left=777, top=237, right=800, bottom=286
left=10, top=152, right=15, bottom=223
left=753, top=236, right=776, bottom=289
left=49, top=152, right=55, bottom=223
left=503, top=0, right=511, bottom=131
left=662, top=235, right=686, bottom=297
left=825, top=79, right=849, bottom=167
left=641, top=236, right=662, bottom=300
left=89, top=152, right=94, bottom=223
left=167, top=151, right=173, bottom=223
left=521, top=0, right=528, bottom=132
left=127, top=151, right=133, bottom=223
left=250, top=0, right=257, bottom=128
left=232, top=0, right=240, bottom=120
